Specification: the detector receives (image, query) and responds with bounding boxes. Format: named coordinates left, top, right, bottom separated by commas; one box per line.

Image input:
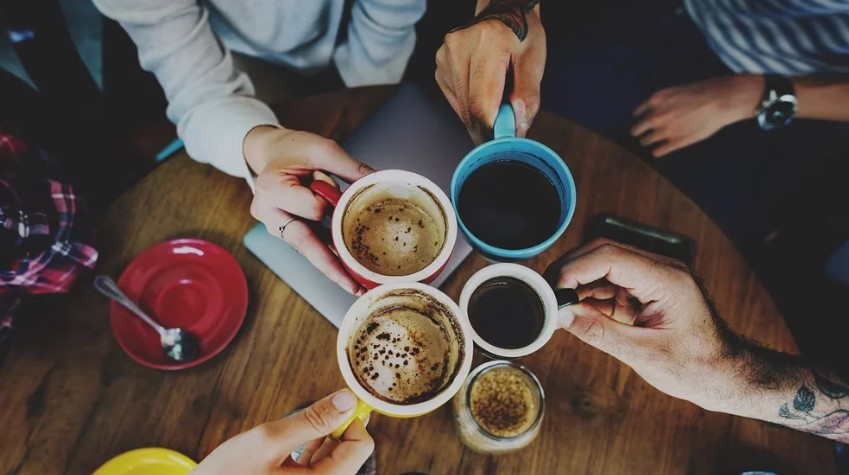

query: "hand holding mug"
left=331, top=283, right=473, bottom=438
left=451, top=105, right=576, bottom=262
left=191, top=390, right=374, bottom=475
left=244, top=126, right=375, bottom=295
left=309, top=170, right=457, bottom=289
left=436, top=0, right=546, bottom=143
left=460, top=263, right=577, bottom=359
left=545, top=239, right=742, bottom=412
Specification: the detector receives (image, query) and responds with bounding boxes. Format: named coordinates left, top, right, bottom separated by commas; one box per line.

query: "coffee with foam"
left=347, top=288, right=464, bottom=404
left=342, top=183, right=447, bottom=276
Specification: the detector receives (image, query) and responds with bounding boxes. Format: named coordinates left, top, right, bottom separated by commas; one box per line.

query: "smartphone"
left=585, top=214, right=695, bottom=264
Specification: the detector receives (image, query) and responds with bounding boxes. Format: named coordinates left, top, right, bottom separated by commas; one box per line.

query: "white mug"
left=459, top=263, right=578, bottom=359
left=310, top=170, right=458, bottom=289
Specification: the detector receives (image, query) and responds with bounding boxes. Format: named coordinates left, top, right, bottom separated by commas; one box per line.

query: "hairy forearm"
left=721, top=342, right=849, bottom=442
left=795, top=78, right=849, bottom=121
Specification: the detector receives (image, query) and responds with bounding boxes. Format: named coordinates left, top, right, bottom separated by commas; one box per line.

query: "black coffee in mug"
left=468, top=277, right=545, bottom=349
left=457, top=159, right=561, bottom=250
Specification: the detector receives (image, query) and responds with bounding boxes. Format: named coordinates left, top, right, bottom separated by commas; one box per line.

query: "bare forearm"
left=719, top=75, right=849, bottom=124
left=722, top=343, right=849, bottom=443
left=795, top=78, right=849, bottom=121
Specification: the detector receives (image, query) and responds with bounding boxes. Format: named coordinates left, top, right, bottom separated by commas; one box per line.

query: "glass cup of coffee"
left=450, top=104, right=576, bottom=262
left=310, top=170, right=458, bottom=289
left=452, top=360, right=545, bottom=453
left=459, top=263, right=578, bottom=359
left=331, top=282, right=474, bottom=438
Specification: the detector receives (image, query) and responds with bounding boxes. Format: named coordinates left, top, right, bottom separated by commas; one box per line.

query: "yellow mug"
left=332, top=282, right=474, bottom=438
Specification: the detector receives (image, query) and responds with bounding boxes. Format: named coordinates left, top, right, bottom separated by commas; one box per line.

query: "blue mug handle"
left=493, top=104, right=516, bottom=140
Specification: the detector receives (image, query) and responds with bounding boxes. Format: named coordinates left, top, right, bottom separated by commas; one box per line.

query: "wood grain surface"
left=0, top=86, right=834, bottom=475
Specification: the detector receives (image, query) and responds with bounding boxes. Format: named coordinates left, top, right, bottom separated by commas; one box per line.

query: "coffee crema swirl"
left=347, top=289, right=463, bottom=405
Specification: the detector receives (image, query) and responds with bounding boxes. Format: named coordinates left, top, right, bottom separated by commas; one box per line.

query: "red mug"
left=309, top=170, right=458, bottom=289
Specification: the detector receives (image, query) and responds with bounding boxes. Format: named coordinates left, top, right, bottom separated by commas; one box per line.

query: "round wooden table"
left=0, top=86, right=835, bottom=475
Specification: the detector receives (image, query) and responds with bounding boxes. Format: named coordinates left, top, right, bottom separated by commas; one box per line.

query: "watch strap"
left=763, top=74, right=795, bottom=102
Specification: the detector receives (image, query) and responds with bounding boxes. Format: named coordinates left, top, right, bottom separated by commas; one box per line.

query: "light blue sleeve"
left=333, top=0, right=427, bottom=87
left=93, top=0, right=278, bottom=185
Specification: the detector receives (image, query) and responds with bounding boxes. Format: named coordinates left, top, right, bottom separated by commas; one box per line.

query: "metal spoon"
left=94, top=275, right=200, bottom=363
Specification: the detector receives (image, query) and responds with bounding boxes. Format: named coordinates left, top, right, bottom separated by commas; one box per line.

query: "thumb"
left=558, top=302, right=637, bottom=362
left=259, top=390, right=359, bottom=460
left=509, top=46, right=545, bottom=137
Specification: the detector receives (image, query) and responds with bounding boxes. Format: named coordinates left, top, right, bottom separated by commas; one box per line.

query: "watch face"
left=764, top=96, right=798, bottom=128
left=767, top=102, right=795, bottom=125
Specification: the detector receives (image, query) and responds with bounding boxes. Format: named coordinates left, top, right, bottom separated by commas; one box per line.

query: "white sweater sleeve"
left=94, top=0, right=278, bottom=184
left=334, top=0, right=427, bottom=87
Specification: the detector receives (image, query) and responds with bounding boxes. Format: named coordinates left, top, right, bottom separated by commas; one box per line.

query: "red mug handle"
left=309, top=180, right=343, bottom=207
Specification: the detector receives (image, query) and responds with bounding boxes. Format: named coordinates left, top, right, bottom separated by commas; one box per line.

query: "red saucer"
left=109, top=239, right=248, bottom=370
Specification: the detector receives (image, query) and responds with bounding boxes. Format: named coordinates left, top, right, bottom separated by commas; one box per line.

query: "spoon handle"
left=94, top=275, right=165, bottom=334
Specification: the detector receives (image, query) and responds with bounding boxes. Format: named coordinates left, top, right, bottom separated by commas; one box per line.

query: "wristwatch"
left=756, top=74, right=798, bottom=130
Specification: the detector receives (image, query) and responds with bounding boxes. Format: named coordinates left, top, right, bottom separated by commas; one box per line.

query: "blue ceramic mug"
left=450, top=104, right=577, bottom=261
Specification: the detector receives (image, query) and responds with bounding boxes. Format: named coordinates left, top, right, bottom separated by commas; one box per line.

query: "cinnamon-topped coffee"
left=342, top=184, right=447, bottom=276
left=469, top=366, right=539, bottom=437
left=346, top=288, right=463, bottom=404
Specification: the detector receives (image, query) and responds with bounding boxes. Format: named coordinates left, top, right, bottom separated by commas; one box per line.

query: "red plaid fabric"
left=0, top=128, right=98, bottom=341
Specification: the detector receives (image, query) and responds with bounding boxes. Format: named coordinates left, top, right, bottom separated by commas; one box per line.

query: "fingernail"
left=514, top=99, right=529, bottom=134
left=332, top=390, right=357, bottom=411
left=558, top=308, right=575, bottom=329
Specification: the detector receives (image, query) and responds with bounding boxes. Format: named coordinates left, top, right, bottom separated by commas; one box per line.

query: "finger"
left=544, top=238, right=686, bottom=286
left=308, top=437, right=339, bottom=464
left=580, top=297, right=616, bottom=317
left=310, top=418, right=375, bottom=475
left=436, top=68, right=464, bottom=123
left=296, top=438, right=324, bottom=465
left=437, top=37, right=474, bottom=132
left=255, top=171, right=330, bottom=221
left=306, top=139, right=375, bottom=183
left=652, top=136, right=690, bottom=158
left=639, top=129, right=667, bottom=147
left=631, top=115, right=656, bottom=137
left=312, top=170, right=338, bottom=187
left=468, top=51, right=511, bottom=136
left=254, top=203, right=363, bottom=294
left=558, top=302, right=640, bottom=361
left=633, top=100, right=652, bottom=120
left=561, top=238, right=688, bottom=270
left=553, top=241, right=683, bottom=303
left=257, top=390, right=358, bottom=464
left=576, top=280, right=616, bottom=301
left=612, top=287, right=641, bottom=325
left=282, top=220, right=364, bottom=295
left=510, top=40, right=546, bottom=137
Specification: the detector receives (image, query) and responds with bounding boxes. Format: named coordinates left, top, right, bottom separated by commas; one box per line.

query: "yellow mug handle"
left=331, top=399, right=372, bottom=439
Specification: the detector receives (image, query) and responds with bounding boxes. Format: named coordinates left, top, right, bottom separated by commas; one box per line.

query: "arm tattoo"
left=778, top=371, right=849, bottom=440
left=451, top=0, right=540, bottom=41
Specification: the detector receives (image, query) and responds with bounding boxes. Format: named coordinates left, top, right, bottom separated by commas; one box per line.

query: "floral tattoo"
left=779, top=371, right=849, bottom=440
left=451, top=0, right=540, bottom=41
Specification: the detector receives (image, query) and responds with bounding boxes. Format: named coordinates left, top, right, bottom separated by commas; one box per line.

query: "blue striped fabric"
left=685, top=0, right=849, bottom=75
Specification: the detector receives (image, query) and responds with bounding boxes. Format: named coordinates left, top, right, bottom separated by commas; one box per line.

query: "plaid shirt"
left=0, top=128, right=98, bottom=341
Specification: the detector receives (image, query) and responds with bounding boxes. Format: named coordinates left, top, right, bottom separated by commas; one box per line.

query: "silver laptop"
left=244, top=83, right=474, bottom=327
